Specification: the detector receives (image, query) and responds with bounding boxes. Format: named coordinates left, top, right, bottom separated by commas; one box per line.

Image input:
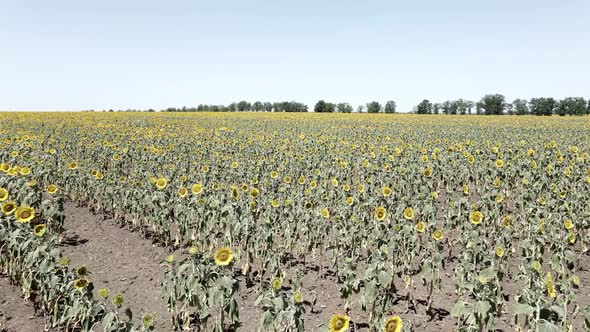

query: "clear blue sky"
left=1, top=0, right=589, bottom=112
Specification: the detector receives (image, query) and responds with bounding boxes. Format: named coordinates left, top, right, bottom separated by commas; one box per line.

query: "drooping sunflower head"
left=495, top=247, right=504, bottom=258
left=27, top=179, right=37, bottom=187
left=0, top=188, right=8, bottom=201
left=469, top=211, right=483, bottom=225
left=403, top=207, right=414, bottom=220
left=213, top=247, right=233, bottom=266
left=33, top=224, right=46, bottom=237
left=329, top=314, right=350, bottom=332
left=384, top=315, right=403, bottom=332
left=46, top=184, right=59, bottom=195
left=293, top=291, right=303, bottom=304
left=155, top=177, right=167, bottom=190
left=564, top=219, right=574, bottom=230
left=76, top=265, right=88, bottom=276
left=271, top=277, right=282, bottom=291
left=15, top=206, right=35, bottom=223
left=1, top=201, right=17, bottom=215
left=374, top=206, right=387, bottom=221
left=74, top=278, right=89, bottom=291
left=321, top=208, right=330, bottom=219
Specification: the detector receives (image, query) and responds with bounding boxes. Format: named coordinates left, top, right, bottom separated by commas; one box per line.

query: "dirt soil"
left=2, top=202, right=590, bottom=331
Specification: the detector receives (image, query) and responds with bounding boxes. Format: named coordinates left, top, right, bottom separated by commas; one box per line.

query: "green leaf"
left=451, top=301, right=469, bottom=317
left=512, top=303, right=536, bottom=316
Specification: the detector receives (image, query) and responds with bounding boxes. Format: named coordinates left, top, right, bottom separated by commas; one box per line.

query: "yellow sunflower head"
left=155, top=177, right=168, bottom=190
left=403, top=207, right=414, bottom=220
left=178, top=187, right=188, bottom=198
left=0, top=188, right=8, bottom=201
left=495, top=159, right=504, bottom=168
left=15, top=206, right=35, bottom=223
left=2, top=201, right=17, bottom=215
left=192, top=183, right=203, bottom=195
left=321, top=208, right=330, bottom=219
left=374, top=206, right=387, bottom=221
left=495, top=247, right=504, bottom=258
left=416, top=221, right=426, bottom=233
left=382, top=186, right=392, bottom=197
left=383, top=315, right=403, bottom=332
left=74, top=278, right=89, bottom=291
left=250, top=188, right=260, bottom=198
left=67, top=162, right=78, bottom=170
left=432, top=229, right=444, bottom=241
left=564, top=219, right=574, bottom=230
left=46, top=184, right=59, bottom=195
left=19, top=166, right=31, bottom=175
left=469, top=211, right=483, bottom=225
left=34, top=224, right=46, bottom=237
left=214, top=247, right=234, bottom=266
left=329, top=314, right=350, bottom=332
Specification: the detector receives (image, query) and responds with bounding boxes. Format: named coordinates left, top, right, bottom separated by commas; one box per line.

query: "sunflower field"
left=1, top=112, right=590, bottom=332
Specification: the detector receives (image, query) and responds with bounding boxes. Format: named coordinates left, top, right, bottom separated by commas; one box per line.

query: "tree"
left=314, top=100, right=327, bottom=113
left=263, top=102, right=273, bottom=113
left=557, top=97, right=587, bottom=116
left=441, top=101, right=452, bottom=114
left=478, top=94, right=506, bottom=115
left=366, top=101, right=382, bottom=113
left=465, top=100, right=475, bottom=114
left=227, top=103, right=237, bottom=112
left=416, top=99, right=432, bottom=114
left=505, top=103, right=514, bottom=115
left=252, top=101, right=263, bottom=112
left=529, top=98, right=557, bottom=116
left=513, top=99, right=528, bottom=115
left=337, top=103, right=353, bottom=113
left=325, top=102, right=336, bottom=113
left=236, top=101, right=251, bottom=112
left=356, top=105, right=365, bottom=113
left=384, top=100, right=397, bottom=113
left=432, top=103, right=441, bottom=114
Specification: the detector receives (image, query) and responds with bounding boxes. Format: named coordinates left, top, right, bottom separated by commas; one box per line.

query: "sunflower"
left=1, top=201, right=17, bottom=215
left=310, top=180, right=317, bottom=188
left=271, top=199, right=280, bottom=208
left=423, top=167, right=433, bottom=177
left=469, top=211, right=483, bottom=225
left=374, top=207, right=387, bottom=221
left=383, top=315, right=403, bottom=332
left=382, top=186, right=392, bottom=197
left=214, top=247, right=233, bottom=266
left=467, top=155, right=475, bottom=164
left=495, top=159, right=504, bottom=168
left=19, top=166, right=31, bottom=175
left=270, top=171, right=278, bottom=179
left=231, top=161, right=239, bottom=169
left=329, top=314, right=350, bottom=332
left=76, top=265, right=88, bottom=276
left=569, top=232, right=576, bottom=244
left=358, top=184, right=365, bottom=193
left=27, top=179, right=37, bottom=187
left=231, top=186, right=240, bottom=199
left=564, top=219, right=574, bottom=230
left=142, top=314, right=154, bottom=328
left=74, top=278, right=89, bottom=291
left=0, top=163, right=9, bottom=173
left=95, top=171, right=104, bottom=180
left=98, top=287, right=110, bottom=298
left=155, top=177, right=167, bottom=190
left=271, top=277, right=282, bottom=290
left=15, top=206, right=35, bottom=223
left=331, top=178, right=339, bottom=187
left=112, top=293, right=125, bottom=307
left=495, top=194, right=503, bottom=203
left=284, top=176, right=291, bottom=184
left=33, top=224, right=46, bottom=237
left=190, top=183, right=204, bottom=195
left=403, top=207, right=414, bottom=220
left=0, top=188, right=8, bottom=201
left=112, top=154, right=120, bottom=161
left=46, top=184, right=59, bottom=195
left=546, top=272, right=556, bottom=299
left=250, top=188, right=260, bottom=198
left=432, top=229, right=444, bottom=241
left=321, top=208, right=330, bottom=219
left=293, top=291, right=303, bottom=303
left=495, top=247, right=504, bottom=257
left=67, top=162, right=78, bottom=170
left=304, top=201, right=313, bottom=209
left=502, top=216, right=512, bottom=229
left=416, top=221, right=426, bottom=233
left=345, top=196, right=354, bottom=206
left=178, top=187, right=188, bottom=198
left=298, top=176, right=305, bottom=185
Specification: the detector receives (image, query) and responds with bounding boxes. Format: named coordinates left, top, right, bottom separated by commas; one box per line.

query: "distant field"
left=1, top=112, right=590, bottom=332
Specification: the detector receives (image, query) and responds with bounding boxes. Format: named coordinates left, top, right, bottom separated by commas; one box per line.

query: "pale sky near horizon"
left=1, top=0, right=589, bottom=112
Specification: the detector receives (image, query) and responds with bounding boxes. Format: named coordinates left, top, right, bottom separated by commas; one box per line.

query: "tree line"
left=94, top=94, right=589, bottom=115
left=414, top=95, right=590, bottom=116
